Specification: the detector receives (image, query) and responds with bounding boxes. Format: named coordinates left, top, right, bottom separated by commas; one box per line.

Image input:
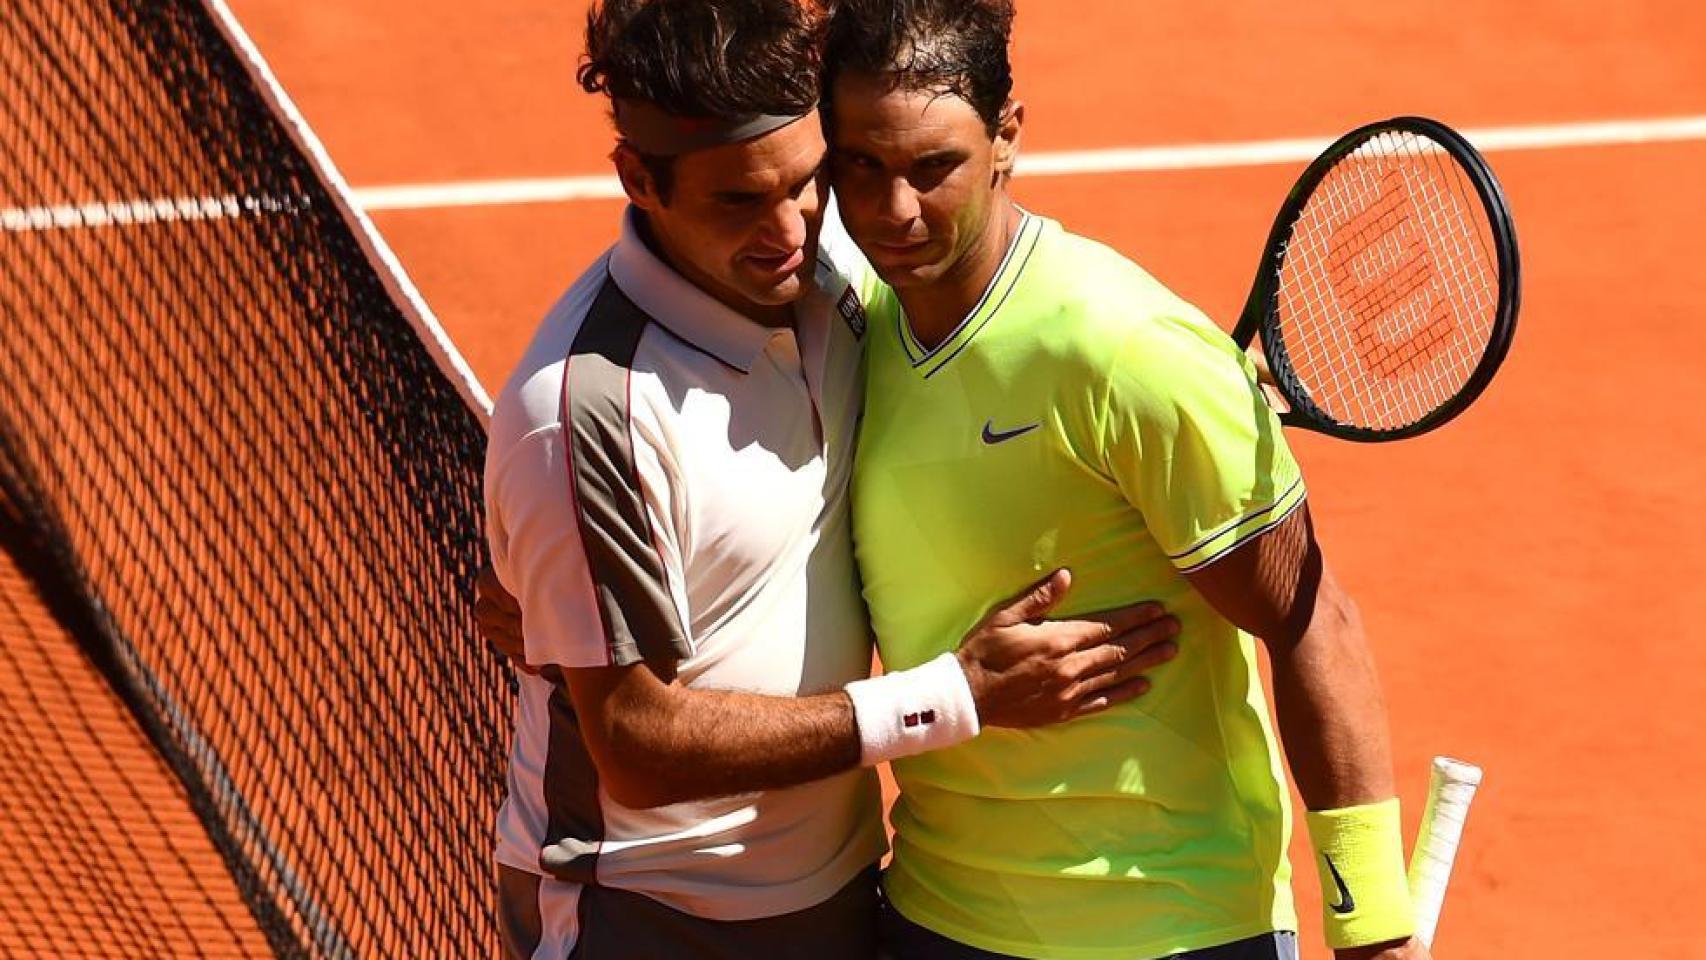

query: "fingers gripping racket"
left=1233, top=117, right=1520, bottom=441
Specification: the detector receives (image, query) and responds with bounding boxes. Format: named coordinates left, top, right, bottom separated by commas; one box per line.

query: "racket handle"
left=1407, top=756, right=1484, bottom=946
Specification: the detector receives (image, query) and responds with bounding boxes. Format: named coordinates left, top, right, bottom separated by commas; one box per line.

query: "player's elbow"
left=1261, top=569, right=1363, bottom=658
left=566, top=663, right=696, bottom=809
left=1297, top=579, right=1365, bottom=655
left=591, top=742, right=681, bottom=809
left=1314, top=586, right=1364, bottom=644
left=599, top=767, right=679, bottom=810
left=593, top=713, right=694, bottom=810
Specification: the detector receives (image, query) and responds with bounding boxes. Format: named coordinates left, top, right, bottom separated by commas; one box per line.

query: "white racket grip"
left=1407, top=756, right=1484, bottom=946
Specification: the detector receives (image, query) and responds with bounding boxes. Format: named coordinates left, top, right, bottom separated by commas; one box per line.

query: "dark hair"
left=579, top=0, right=828, bottom=200
left=823, top=0, right=1015, bottom=136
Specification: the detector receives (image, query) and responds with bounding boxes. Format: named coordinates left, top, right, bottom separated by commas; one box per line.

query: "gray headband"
left=614, top=99, right=813, bottom=156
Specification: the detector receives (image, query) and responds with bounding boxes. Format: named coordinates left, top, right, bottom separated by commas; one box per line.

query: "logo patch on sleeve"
left=836, top=287, right=867, bottom=339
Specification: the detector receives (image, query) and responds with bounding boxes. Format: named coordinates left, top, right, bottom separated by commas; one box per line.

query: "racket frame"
left=1233, top=116, right=1521, bottom=442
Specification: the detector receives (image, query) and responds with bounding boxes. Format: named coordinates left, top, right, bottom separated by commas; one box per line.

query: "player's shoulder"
left=488, top=250, right=616, bottom=457
left=1032, top=221, right=1235, bottom=373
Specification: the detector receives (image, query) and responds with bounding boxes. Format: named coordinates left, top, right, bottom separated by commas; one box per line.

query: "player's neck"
left=899, top=199, right=1022, bottom=351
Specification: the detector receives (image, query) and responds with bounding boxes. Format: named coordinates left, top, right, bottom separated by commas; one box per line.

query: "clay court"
left=3, top=0, right=1704, bottom=957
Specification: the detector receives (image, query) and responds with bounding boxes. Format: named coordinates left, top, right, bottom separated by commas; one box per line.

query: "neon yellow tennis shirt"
left=852, top=213, right=1307, bottom=959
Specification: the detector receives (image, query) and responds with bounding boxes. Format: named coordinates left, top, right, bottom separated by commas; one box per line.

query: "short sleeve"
left=1098, top=310, right=1307, bottom=573
left=485, top=414, right=692, bottom=673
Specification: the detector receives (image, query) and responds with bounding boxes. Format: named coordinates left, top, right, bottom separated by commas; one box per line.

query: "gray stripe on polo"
left=563, top=278, right=692, bottom=671
left=539, top=279, right=696, bottom=887
left=540, top=668, right=604, bottom=885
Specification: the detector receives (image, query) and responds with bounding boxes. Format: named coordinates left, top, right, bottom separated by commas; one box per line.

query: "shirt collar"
left=608, top=207, right=778, bottom=373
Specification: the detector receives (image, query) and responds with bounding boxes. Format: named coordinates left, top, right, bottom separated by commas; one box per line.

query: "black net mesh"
left=0, top=0, right=509, bottom=955
left=0, top=505, right=274, bottom=958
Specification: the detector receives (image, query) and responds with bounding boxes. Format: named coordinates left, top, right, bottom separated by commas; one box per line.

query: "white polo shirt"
left=484, top=208, right=883, bottom=924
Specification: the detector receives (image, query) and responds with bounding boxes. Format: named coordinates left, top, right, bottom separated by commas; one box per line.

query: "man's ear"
left=993, top=99, right=1025, bottom=177
left=614, top=144, right=663, bottom=211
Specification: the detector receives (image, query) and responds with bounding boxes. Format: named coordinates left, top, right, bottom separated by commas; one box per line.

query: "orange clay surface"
left=0, top=532, right=273, bottom=957
left=4, top=0, right=1705, bottom=956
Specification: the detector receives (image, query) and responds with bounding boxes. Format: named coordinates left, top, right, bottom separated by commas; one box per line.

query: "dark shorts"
left=499, top=864, right=880, bottom=960
left=878, top=895, right=1298, bottom=960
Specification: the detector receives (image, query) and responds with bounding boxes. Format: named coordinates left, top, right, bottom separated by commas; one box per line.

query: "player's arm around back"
left=487, top=569, right=1178, bottom=809
left=1185, top=508, right=1429, bottom=960
left=560, top=569, right=1175, bottom=809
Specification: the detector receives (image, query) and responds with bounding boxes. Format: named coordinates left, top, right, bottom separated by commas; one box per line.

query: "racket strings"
left=1309, top=134, right=1481, bottom=425
left=1407, top=134, right=1499, bottom=396
left=1273, top=130, right=1500, bottom=430
left=1299, top=132, right=1494, bottom=426
left=1293, top=135, right=1437, bottom=427
left=1340, top=135, right=1473, bottom=423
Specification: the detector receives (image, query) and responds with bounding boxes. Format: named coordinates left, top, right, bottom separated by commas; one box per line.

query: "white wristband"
left=844, top=652, right=981, bottom=766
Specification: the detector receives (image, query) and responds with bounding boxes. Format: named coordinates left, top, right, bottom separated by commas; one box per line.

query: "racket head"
left=1235, top=117, right=1521, bottom=442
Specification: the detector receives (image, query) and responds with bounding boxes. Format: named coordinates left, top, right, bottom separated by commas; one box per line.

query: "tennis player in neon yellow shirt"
left=825, top=2, right=1431, bottom=958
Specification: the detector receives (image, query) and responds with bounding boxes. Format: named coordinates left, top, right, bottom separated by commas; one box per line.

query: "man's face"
left=829, top=71, right=1008, bottom=290
left=623, top=113, right=829, bottom=312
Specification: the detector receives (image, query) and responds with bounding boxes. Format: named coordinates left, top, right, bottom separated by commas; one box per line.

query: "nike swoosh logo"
left=981, top=420, right=1040, bottom=445
left=1323, top=854, right=1356, bottom=915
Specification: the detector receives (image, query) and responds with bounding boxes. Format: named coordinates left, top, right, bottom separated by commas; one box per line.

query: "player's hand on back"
left=474, top=565, right=537, bottom=675
left=955, top=568, right=1179, bottom=728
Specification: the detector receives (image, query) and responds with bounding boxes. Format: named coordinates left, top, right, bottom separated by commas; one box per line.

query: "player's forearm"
left=542, top=569, right=1179, bottom=809
left=1265, top=569, right=1396, bottom=810
left=599, top=685, right=862, bottom=808
left=589, top=647, right=984, bottom=807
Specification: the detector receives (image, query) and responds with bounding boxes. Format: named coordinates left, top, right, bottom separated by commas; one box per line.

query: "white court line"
left=1, top=193, right=310, bottom=232
left=201, top=0, right=495, bottom=421
left=10, top=113, right=1706, bottom=227
left=347, top=113, right=1706, bottom=211
left=354, top=174, right=624, bottom=209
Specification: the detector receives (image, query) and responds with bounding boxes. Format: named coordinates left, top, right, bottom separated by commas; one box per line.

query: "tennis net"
left=1, top=0, right=509, bottom=955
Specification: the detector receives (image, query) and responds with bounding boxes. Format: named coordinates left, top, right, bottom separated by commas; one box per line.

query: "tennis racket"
left=1407, top=756, right=1483, bottom=947
left=1233, top=116, right=1520, bottom=441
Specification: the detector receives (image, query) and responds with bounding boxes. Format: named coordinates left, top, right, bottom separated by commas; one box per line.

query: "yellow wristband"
left=1304, top=798, right=1415, bottom=950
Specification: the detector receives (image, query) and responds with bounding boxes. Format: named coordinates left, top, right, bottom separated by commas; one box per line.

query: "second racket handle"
left=1407, top=756, right=1484, bottom=946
